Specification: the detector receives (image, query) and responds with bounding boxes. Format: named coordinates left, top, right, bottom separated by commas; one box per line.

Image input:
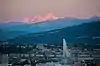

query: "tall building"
left=0, top=54, right=8, bottom=66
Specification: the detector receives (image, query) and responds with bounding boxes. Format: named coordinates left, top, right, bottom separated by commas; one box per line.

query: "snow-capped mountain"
left=22, top=13, right=62, bottom=23
left=6, top=13, right=63, bottom=23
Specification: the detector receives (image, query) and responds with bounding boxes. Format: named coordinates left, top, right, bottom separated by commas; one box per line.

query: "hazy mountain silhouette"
left=8, top=21, right=100, bottom=44
left=0, top=16, right=100, bottom=41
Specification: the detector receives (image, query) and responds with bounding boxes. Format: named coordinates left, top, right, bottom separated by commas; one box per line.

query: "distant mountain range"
left=0, top=16, right=100, bottom=41
left=5, top=13, right=100, bottom=23
left=7, top=21, right=100, bottom=44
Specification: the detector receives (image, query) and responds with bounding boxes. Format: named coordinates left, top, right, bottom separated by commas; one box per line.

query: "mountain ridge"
left=7, top=21, right=100, bottom=44
left=0, top=16, right=100, bottom=41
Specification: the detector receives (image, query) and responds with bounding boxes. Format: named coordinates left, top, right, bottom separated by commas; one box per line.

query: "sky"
left=0, top=0, right=100, bottom=21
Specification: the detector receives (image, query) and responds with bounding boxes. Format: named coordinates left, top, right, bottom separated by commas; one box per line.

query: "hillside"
left=8, top=21, right=100, bottom=44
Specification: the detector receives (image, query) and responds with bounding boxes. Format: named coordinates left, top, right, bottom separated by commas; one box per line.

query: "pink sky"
left=0, top=0, right=100, bottom=21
